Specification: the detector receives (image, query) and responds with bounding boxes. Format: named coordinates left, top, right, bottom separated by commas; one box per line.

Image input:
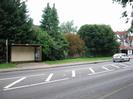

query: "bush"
left=65, top=33, right=85, bottom=58
left=34, top=27, right=68, bottom=61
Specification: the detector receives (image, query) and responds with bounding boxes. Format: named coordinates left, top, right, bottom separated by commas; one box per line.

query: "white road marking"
left=88, top=70, right=111, bottom=76
left=45, top=73, right=53, bottom=82
left=89, top=68, right=95, bottom=74
left=3, top=78, right=69, bottom=91
left=110, top=64, right=120, bottom=68
left=102, top=66, right=111, bottom=71
left=4, top=77, right=26, bottom=89
left=0, top=73, right=45, bottom=81
left=118, top=63, right=128, bottom=68
left=72, top=70, right=76, bottom=77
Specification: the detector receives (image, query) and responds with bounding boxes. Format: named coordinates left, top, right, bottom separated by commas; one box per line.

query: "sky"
left=26, top=0, right=131, bottom=31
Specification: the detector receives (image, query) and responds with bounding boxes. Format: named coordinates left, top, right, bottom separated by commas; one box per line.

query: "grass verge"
left=45, top=57, right=112, bottom=65
left=0, top=63, right=16, bottom=69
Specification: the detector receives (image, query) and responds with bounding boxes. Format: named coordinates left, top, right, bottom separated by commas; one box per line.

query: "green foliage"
left=0, top=63, right=16, bottom=69
left=40, top=3, right=59, bottom=38
left=59, top=20, right=78, bottom=33
left=113, top=0, right=133, bottom=23
left=0, top=0, right=35, bottom=43
left=40, top=3, right=69, bottom=60
left=113, top=0, right=132, bottom=7
left=78, top=24, right=119, bottom=56
left=49, top=35, right=68, bottom=60
left=34, top=26, right=68, bottom=61
left=0, top=40, right=6, bottom=63
left=65, top=33, right=85, bottom=57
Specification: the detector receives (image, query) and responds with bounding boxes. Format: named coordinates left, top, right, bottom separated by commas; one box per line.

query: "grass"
left=0, top=63, right=16, bottom=69
left=45, top=57, right=112, bottom=65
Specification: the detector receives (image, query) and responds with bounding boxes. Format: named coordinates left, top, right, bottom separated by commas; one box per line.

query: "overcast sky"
left=26, top=0, right=131, bottom=31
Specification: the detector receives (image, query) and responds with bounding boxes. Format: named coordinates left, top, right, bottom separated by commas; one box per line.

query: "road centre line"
left=3, top=78, right=69, bottom=91
left=102, top=66, right=111, bottom=71
left=0, top=73, right=46, bottom=81
left=89, top=68, right=95, bottom=74
left=45, top=73, right=53, bottom=82
left=4, top=77, right=26, bottom=89
left=72, top=70, right=76, bottom=77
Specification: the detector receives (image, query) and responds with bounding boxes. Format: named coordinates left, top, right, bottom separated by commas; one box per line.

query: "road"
left=0, top=60, right=133, bottom=99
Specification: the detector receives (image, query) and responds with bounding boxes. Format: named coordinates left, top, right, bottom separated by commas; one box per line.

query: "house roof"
left=120, top=45, right=133, bottom=50
left=115, top=31, right=127, bottom=35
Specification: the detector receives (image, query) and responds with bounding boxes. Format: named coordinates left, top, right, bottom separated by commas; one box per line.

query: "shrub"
left=65, top=33, right=85, bottom=58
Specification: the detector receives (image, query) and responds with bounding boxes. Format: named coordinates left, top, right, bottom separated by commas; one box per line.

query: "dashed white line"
left=4, top=77, right=26, bottom=89
left=45, top=73, right=53, bottom=82
left=89, top=68, right=95, bottom=74
left=3, top=78, right=69, bottom=91
left=72, top=70, right=76, bottom=77
left=102, top=66, right=111, bottom=71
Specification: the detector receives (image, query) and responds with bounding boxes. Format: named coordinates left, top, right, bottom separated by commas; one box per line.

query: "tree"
left=0, top=0, right=35, bottom=43
left=113, top=0, right=133, bottom=22
left=33, top=26, right=54, bottom=60
left=78, top=24, right=119, bottom=56
left=113, top=0, right=132, bottom=7
left=65, top=33, right=85, bottom=57
left=59, top=20, right=78, bottom=33
left=40, top=3, right=59, bottom=38
left=0, top=0, right=36, bottom=63
left=40, top=3, right=69, bottom=60
left=113, top=0, right=133, bottom=46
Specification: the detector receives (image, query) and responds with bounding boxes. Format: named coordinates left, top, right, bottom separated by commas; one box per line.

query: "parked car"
left=113, top=53, right=130, bottom=62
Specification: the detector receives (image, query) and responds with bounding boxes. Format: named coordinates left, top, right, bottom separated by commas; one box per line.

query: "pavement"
left=0, top=60, right=111, bottom=72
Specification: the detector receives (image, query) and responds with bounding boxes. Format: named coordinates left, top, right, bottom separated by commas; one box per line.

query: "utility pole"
left=6, top=39, right=8, bottom=63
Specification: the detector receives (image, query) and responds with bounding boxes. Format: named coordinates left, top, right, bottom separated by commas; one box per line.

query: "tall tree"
left=40, top=3, right=59, bottom=38
left=78, top=24, right=119, bottom=56
left=0, top=0, right=35, bottom=43
left=40, top=3, right=69, bottom=60
left=59, top=20, right=78, bottom=33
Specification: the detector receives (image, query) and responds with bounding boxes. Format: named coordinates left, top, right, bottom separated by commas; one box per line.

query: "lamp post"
left=6, top=39, right=8, bottom=63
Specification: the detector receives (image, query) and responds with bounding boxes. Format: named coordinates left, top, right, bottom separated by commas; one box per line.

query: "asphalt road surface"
left=0, top=60, right=133, bottom=99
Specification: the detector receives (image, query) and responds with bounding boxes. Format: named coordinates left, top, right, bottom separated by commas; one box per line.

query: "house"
left=115, top=31, right=133, bottom=55
left=9, top=44, right=42, bottom=62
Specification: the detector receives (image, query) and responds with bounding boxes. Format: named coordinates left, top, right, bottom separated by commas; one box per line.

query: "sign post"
left=6, top=39, right=8, bottom=63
